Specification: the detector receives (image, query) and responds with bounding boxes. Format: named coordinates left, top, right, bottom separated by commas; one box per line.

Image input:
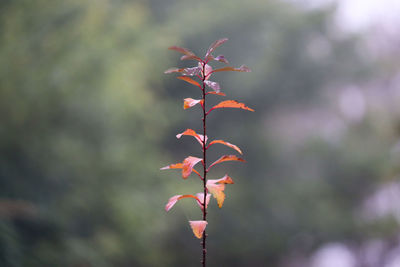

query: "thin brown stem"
left=201, top=62, right=207, bottom=267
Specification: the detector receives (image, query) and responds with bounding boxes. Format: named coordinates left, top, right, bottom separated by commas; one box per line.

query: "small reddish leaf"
left=211, top=174, right=234, bottom=184
left=176, top=129, right=207, bottom=146
left=199, top=62, right=213, bottom=79
left=208, top=100, right=254, bottom=114
left=160, top=162, right=201, bottom=178
left=182, top=156, right=203, bottom=179
left=182, top=66, right=201, bottom=76
left=195, top=193, right=211, bottom=210
left=213, top=55, right=229, bottom=64
left=164, top=67, right=184, bottom=74
left=206, top=91, right=226, bottom=96
left=208, top=140, right=242, bottom=154
left=168, top=46, right=196, bottom=56
left=208, top=155, right=245, bottom=170
left=212, top=65, right=251, bottom=73
left=205, top=38, right=228, bottom=59
left=183, top=98, right=202, bottom=110
left=165, top=194, right=200, bottom=212
left=189, top=220, right=208, bottom=239
left=177, top=76, right=201, bottom=87
left=160, top=163, right=183, bottom=170
left=204, top=80, right=221, bottom=92
left=180, top=54, right=202, bottom=62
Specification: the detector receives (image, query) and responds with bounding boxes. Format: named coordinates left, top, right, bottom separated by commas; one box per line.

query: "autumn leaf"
left=164, top=67, right=184, bottom=74
left=195, top=193, right=211, bottom=211
left=208, top=140, right=242, bottom=154
left=204, top=80, right=221, bottom=92
left=211, top=174, right=234, bottom=184
left=182, top=156, right=203, bottom=179
left=183, top=98, right=203, bottom=110
left=206, top=175, right=234, bottom=208
left=176, top=129, right=207, bottom=146
left=177, top=76, right=201, bottom=88
left=180, top=54, right=202, bottom=62
left=212, top=55, right=229, bottom=64
left=189, top=220, right=208, bottom=239
left=160, top=162, right=201, bottom=179
left=206, top=91, right=226, bottom=96
left=212, top=65, right=251, bottom=73
left=207, top=155, right=245, bottom=171
left=168, top=46, right=196, bottom=56
left=207, top=100, right=254, bottom=114
left=160, top=163, right=183, bottom=170
left=199, top=62, right=213, bottom=79
left=182, top=66, right=201, bottom=76
left=205, top=38, right=228, bottom=59
left=165, top=194, right=200, bottom=212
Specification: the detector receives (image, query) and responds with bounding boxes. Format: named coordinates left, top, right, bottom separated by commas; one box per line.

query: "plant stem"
left=201, top=62, right=207, bottom=267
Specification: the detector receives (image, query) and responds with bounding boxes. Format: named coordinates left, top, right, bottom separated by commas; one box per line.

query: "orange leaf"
left=211, top=174, right=234, bottom=184
left=176, top=129, right=207, bottom=146
left=206, top=91, right=226, bottom=96
left=189, top=220, right=208, bottom=239
left=164, top=67, right=184, bottom=74
left=182, top=156, right=203, bottom=179
left=165, top=194, right=200, bottom=212
left=208, top=140, right=242, bottom=154
left=207, top=100, right=254, bottom=114
left=206, top=182, right=226, bottom=208
left=177, top=76, right=201, bottom=88
left=206, top=175, right=234, bottom=208
left=160, top=162, right=201, bottom=178
left=183, top=98, right=203, bottom=109
left=208, top=155, right=245, bottom=171
left=212, top=65, right=251, bottom=73
left=195, top=193, right=211, bottom=211
left=160, top=163, right=183, bottom=170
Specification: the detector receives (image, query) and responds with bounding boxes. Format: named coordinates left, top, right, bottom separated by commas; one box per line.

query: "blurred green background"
left=1, top=0, right=400, bottom=266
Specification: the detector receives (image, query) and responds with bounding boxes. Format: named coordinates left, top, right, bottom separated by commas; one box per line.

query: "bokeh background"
left=1, top=0, right=400, bottom=266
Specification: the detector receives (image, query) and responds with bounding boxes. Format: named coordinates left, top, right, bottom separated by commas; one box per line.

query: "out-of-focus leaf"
left=160, top=163, right=183, bottom=170
left=206, top=91, right=226, bottom=96
left=189, top=220, right=208, bottom=239
left=165, top=194, right=200, bottom=212
left=181, top=54, right=202, bottom=62
left=183, top=98, right=203, bottom=110
left=208, top=155, right=245, bottom=170
left=195, top=193, right=211, bottom=211
left=177, top=76, right=201, bottom=87
left=205, top=38, right=228, bottom=59
left=211, top=174, right=234, bottom=184
left=208, top=140, right=242, bottom=154
left=212, top=65, right=251, bottom=73
left=207, top=100, right=254, bottom=114
left=168, top=46, right=196, bottom=56
left=182, top=66, right=201, bottom=76
left=176, top=129, right=207, bottom=146
left=164, top=67, right=184, bottom=74
left=160, top=162, right=201, bottom=178
left=213, top=55, right=229, bottom=64
left=204, top=80, right=221, bottom=92
left=182, top=156, right=203, bottom=179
